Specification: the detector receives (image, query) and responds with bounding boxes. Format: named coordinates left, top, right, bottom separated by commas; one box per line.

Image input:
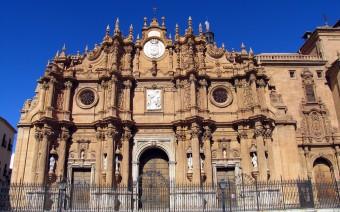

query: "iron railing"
left=0, top=179, right=339, bottom=211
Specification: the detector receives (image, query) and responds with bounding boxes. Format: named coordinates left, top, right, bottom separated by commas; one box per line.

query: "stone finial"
left=241, top=42, right=247, bottom=55
left=249, top=47, right=254, bottom=57
left=187, top=16, right=193, bottom=34
left=114, top=18, right=120, bottom=35
left=175, top=23, right=179, bottom=41
left=204, top=20, right=210, bottom=32
left=222, top=42, right=225, bottom=49
left=136, top=33, right=140, bottom=40
left=161, top=16, right=165, bottom=27
left=106, top=24, right=110, bottom=34
left=143, top=17, right=148, bottom=28
left=168, top=33, right=172, bottom=40
left=199, top=23, right=203, bottom=34
left=129, top=24, right=133, bottom=40
left=84, top=45, right=88, bottom=53
left=54, top=50, right=59, bottom=58
left=59, top=44, right=66, bottom=57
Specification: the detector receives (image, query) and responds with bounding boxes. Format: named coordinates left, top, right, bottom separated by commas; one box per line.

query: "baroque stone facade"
left=11, top=17, right=340, bottom=186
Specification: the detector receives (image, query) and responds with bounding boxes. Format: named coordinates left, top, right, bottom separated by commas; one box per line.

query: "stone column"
left=334, top=146, right=340, bottom=180
left=63, top=81, right=73, bottom=121
left=191, top=123, right=201, bottom=185
left=121, top=126, right=132, bottom=186
left=250, top=74, right=260, bottom=112
left=106, top=124, right=117, bottom=186
left=107, top=76, right=117, bottom=117
left=99, top=80, right=107, bottom=119
left=95, top=127, right=105, bottom=185
left=199, top=79, right=208, bottom=118
left=39, top=81, right=48, bottom=112
left=256, top=79, right=267, bottom=110
left=175, top=126, right=185, bottom=184
left=30, top=127, right=43, bottom=183
left=46, top=77, right=56, bottom=117
left=189, top=74, right=197, bottom=116
left=37, top=125, right=53, bottom=184
left=238, top=127, right=252, bottom=176
left=303, top=146, right=312, bottom=179
left=57, top=127, right=70, bottom=181
left=123, top=80, right=132, bottom=121
left=203, top=126, right=213, bottom=184
left=175, top=79, right=182, bottom=118
left=254, top=122, right=267, bottom=181
left=263, top=125, right=273, bottom=179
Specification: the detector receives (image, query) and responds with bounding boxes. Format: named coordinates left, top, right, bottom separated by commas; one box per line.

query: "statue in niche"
left=103, top=154, right=107, bottom=170
left=115, top=155, right=120, bottom=173
left=251, top=153, right=258, bottom=168
left=200, top=157, right=204, bottom=170
left=187, top=153, right=193, bottom=170
left=80, top=150, right=85, bottom=159
left=49, top=155, right=56, bottom=174
left=223, top=149, right=227, bottom=159
left=235, top=163, right=242, bottom=184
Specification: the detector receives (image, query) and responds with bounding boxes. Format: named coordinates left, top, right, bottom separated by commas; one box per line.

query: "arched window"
left=301, top=69, right=317, bottom=103
left=1, top=134, right=6, bottom=148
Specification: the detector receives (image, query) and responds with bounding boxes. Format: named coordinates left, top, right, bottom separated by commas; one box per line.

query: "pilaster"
left=254, top=122, right=267, bottom=181
left=203, top=126, right=213, bottom=184
left=121, top=126, right=132, bottom=185
left=56, top=127, right=70, bottom=181
left=37, top=125, right=54, bottom=184
left=191, top=123, right=201, bottom=185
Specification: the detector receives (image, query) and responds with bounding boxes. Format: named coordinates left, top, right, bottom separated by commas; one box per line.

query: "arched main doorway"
left=312, top=157, right=338, bottom=207
left=138, top=148, right=170, bottom=210
left=313, top=157, right=334, bottom=183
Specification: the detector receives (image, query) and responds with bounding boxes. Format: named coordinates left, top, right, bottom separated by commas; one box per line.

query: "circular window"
left=79, top=90, right=95, bottom=105
left=76, top=88, right=98, bottom=109
left=210, top=86, right=233, bottom=107
left=212, top=88, right=228, bottom=103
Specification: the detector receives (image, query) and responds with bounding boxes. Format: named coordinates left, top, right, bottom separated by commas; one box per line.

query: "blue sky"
left=0, top=0, right=339, bottom=129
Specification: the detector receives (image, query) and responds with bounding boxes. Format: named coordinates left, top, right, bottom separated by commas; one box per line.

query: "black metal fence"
left=0, top=179, right=339, bottom=211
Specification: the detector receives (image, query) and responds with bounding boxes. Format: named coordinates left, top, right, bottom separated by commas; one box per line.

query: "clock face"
left=143, top=39, right=165, bottom=59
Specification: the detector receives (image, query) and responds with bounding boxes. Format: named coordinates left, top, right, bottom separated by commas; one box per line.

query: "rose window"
left=212, top=88, right=228, bottom=103
left=79, top=90, right=95, bottom=105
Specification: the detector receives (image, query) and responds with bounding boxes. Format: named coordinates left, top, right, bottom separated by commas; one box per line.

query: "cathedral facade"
left=11, top=17, right=340, bottom=187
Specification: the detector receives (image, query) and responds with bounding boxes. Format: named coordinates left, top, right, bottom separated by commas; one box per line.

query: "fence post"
left=280, top=176, right=286, bottom=210
left=241, top=174, right=246, bottom=211
left=57, top=181, right=67, bottom=212
left=43, top=183, right=48, bottom=211
left=255, top=178, right=259, bottom=211
left=219, top=180, right=226, bottom=212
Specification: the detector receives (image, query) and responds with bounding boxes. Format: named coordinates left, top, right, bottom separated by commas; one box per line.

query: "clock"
left=143, top=39, right=165, bottom=59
